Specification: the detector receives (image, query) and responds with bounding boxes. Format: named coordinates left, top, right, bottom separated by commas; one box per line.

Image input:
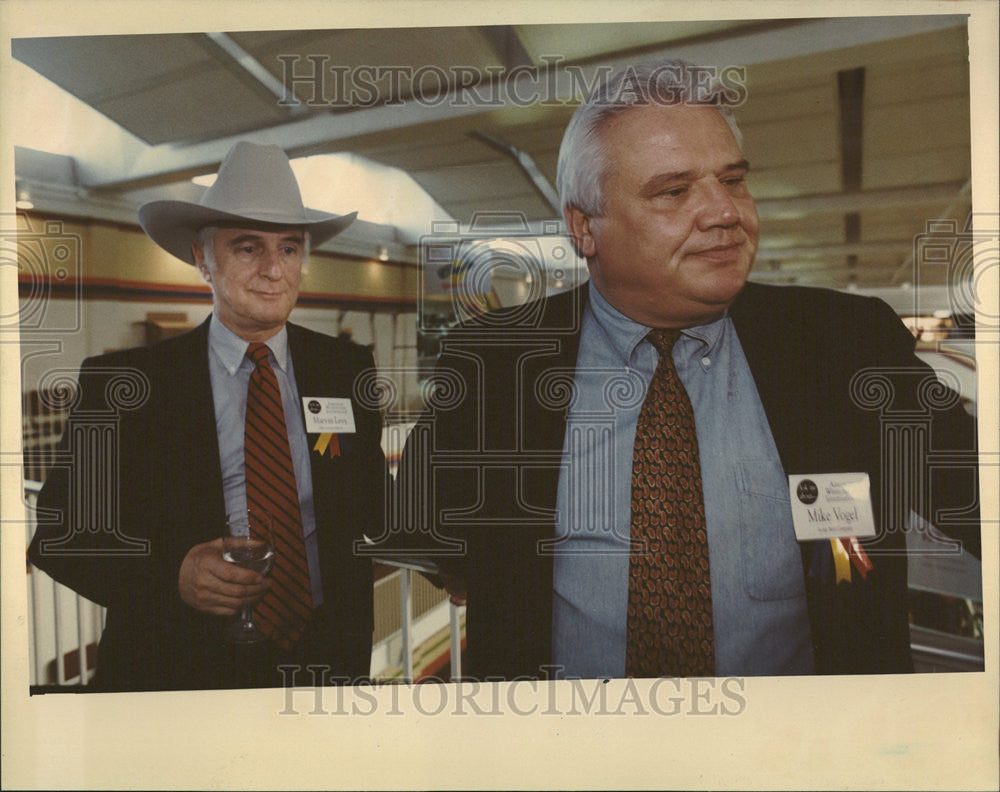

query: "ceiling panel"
left=11, top=18, right=977, bottom=290
left=515, top=20, right=756, bottom=64
left=94, top=68, right=290, bottom=145
left=232, top=27, right=505, bottom=105
left=11, top=34, right=212, bottom=103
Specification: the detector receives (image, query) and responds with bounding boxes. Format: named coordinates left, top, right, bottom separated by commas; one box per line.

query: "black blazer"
left=29, top=319, right=386, bottom=691
left=392, top=282, right=979, bottom=678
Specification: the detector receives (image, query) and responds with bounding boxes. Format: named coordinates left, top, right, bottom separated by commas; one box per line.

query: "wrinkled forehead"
left=594, top=104, right=743, bottom=176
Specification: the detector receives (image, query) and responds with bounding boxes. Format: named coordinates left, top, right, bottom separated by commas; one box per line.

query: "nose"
left=257, top=246, right=283, bottom=279
left=694, top=178, right=740, bottom=231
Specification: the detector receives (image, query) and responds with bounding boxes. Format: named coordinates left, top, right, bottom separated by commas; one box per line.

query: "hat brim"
left=138, top=200, right=358, bottom=265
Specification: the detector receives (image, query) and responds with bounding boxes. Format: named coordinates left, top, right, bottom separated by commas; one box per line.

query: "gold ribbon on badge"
left=312, top=432, right=341, bottom=458
left=830, top=538, right=853, bottom=583
left=830, top=537, right=874, bottom=584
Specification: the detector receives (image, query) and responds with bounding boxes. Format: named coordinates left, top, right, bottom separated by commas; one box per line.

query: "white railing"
left=24, top=480, right=466, bottom=688
left=24, top=480, right=106, bottom=688
left=24, top=479, right=983, bottom=683
left=373, top=556, right=465, bottom=682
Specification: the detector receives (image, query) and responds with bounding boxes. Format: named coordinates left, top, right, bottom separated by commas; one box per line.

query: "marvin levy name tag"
left=301, top=397, right=356, bottom=433
left=788, top=472, right=876, bottom=541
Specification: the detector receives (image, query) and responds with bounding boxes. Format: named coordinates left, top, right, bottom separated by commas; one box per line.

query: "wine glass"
left=222, top=506, right=274, bottom=643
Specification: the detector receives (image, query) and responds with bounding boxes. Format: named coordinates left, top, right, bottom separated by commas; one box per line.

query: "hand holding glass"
left=222, top=507, right=274, bottom=643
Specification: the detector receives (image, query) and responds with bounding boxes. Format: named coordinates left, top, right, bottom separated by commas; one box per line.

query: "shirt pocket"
left=736, top=460, right=806, bottom=601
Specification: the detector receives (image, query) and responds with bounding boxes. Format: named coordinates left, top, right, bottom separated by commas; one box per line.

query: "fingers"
left=178, top=539, right=270, bottom=615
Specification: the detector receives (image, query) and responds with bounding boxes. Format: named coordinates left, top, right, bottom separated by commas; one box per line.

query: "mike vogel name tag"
left=788, top=472, right=876, bottom=541
left=301, top=397, right=356, bottom=433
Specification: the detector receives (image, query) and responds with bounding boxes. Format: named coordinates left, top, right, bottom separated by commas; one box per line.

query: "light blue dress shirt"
left=551, top=283, right=814, bottom=677
left=207, top=314, right=323, bottom=606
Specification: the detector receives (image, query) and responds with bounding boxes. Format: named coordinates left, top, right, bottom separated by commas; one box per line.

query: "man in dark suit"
left=28, top=141, right=385, bottom=691
left=389, top=59, right=979, bottom=679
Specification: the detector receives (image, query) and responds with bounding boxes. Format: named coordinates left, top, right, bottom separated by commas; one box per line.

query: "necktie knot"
left=646, top=328, right=682, bottom=357
left=247, top=342, right=271, bottom=368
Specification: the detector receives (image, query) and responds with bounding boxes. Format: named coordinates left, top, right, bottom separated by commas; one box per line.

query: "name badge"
left=301, top=397, right=356, bottom=433
left=788, top=472, right=876, bottom=541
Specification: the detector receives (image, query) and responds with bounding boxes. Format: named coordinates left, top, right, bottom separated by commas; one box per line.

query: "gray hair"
left=195, top=226, right=219, bottom=271
left=556, top=59, right=745, bottom=218
left=194, top=225, right=312, bottom=273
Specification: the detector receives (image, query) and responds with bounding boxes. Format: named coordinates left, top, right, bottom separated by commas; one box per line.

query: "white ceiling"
left=11, top=15, right=979, bottom=291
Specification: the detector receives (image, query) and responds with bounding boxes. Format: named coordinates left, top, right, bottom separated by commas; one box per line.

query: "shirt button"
left=701, top=356, right=711, bottom=368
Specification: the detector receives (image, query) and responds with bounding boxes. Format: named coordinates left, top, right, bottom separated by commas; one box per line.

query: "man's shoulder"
left=732, top=281, right=914, bottom=367
left=734, top=281, right=899, bottom=330
left=739, top=280, right=886, bottom=310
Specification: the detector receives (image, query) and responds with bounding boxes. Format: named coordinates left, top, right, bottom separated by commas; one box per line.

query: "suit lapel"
left=729, top=282, right=816, bottom=475
left=523, top=285, right=589, bottom=513
left=728, top=282, right=835, bottom=582
left=286, top=322, right=358, bottom=444
left=287, top=323, right=361, bottom=397
left=154, top=318, right=227, bottom=544
left=534, top=283, right=589, bottom=444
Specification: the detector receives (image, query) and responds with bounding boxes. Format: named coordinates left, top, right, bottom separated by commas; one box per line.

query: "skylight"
left=193, top=152, right=452, bottom=239
left=10, top=57, right=452, bottom=240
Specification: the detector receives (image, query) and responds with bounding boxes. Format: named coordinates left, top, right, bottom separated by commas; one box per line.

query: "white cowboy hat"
left=138, top=141, right=357, bottom=265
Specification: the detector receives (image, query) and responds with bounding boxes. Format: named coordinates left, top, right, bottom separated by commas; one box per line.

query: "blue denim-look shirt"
left=207, top=313, right=323, bottom=606
left=551, top=283, right=814, bottom=677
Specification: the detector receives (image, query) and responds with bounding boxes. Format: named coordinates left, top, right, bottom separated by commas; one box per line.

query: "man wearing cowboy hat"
left=28, top=141, right=386, bottom=691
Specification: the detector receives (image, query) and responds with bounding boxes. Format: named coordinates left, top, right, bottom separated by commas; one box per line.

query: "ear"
left=564, top=205, right=597, bottom=259
left=191, top=243, right=211, bottom=283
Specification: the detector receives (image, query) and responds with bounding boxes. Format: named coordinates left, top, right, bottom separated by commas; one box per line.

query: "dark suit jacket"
left=392, top=282, right=979, bottom=678
left=28, top=319, right=385, bottom=691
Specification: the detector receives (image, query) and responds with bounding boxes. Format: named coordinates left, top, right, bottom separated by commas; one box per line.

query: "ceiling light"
left=16, top=182, right=34, bottom=210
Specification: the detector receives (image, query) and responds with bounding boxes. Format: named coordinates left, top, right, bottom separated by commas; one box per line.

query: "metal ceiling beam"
left=74, top=14, right=966, bottom=192
left=757, top=239, right=912, bottom=260
left=471, top=129, right=561, bottom=215
left=749, top=270, right=911, bottom=284
left=202, top=32, right=310, bottom=118
left=754, top=181, right=970, bottom=218
left=838, top=66, right=866, bottom=272
left=478, top=26, right=535, bottom=71
left=889, top=178, right=974, bottom=285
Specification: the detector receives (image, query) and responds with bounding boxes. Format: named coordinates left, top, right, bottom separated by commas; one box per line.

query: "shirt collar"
left=587, top=280, right=729, bottom=365
left=587, top=281, right=650, bottom=367
left=208, top=313, right=290, bottom=376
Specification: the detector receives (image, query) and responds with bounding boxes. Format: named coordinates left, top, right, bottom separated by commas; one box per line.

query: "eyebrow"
left=640, top=159, right=751, bottom=197
left=226, top=232, right=305, bottom=246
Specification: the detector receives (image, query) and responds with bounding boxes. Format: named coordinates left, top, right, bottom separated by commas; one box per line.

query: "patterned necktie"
left=626, top=328, right=715, bottom=677
left=244, top=341, right=313, bottom=649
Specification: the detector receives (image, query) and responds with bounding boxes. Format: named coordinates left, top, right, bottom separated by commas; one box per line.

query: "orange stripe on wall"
left=18, top=274, right=417, bottom=309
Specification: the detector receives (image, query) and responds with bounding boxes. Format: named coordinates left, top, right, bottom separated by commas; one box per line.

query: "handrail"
left=23, top=479, right=464, bottom=687
left=23, top=479, right=105, bottom=687
left=372, top=556, right=464, bottom=682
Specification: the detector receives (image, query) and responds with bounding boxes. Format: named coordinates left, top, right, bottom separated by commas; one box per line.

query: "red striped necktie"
left=244, top=341, right=313, bottom=650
